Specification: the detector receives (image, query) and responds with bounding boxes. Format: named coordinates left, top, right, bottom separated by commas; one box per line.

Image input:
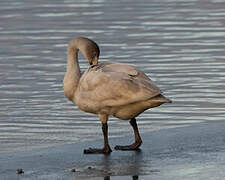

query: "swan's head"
left=86, top=49, right=99, bottom=66
left=75, top=37, right=100, bottom=66
left=85, top=43, right=100, bottom=66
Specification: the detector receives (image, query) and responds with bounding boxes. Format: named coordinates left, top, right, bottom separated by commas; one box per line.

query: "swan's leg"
left=115, top=118, right=142, bottom=150
left=84, top=114, right=112, bottom=154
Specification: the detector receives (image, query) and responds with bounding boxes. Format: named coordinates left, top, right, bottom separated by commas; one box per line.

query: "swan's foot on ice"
left=115, top=118, right=142, bottom=151
left=114, top=140, right=142, bottom=151
left=84, top=120, right=112, bottom=154
left=84, top=145, right=112, bottom=154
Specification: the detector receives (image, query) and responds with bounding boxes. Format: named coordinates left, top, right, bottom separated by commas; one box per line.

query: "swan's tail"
left=153, top=94, right=172, bottom=103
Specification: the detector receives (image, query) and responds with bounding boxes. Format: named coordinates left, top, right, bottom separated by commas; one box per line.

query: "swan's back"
left=75, top=62, right=162, bottom=111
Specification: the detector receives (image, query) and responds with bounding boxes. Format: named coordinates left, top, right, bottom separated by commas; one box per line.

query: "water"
left=0, top=0, right=225, bottom=153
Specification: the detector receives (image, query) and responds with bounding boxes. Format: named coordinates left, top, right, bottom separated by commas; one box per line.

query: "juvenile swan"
left=63, top=37, right=172, bottom=154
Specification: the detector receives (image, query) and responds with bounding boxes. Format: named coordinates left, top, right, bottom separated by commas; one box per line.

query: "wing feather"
left=78, top=62, right=161, bottom=107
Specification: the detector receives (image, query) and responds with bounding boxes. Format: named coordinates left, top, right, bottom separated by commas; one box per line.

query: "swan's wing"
left=100, top=62, right=139, bottom=76
left=78, top=62, right=161, bottom=107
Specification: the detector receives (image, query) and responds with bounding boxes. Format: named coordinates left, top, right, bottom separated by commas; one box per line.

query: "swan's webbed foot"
left=84, top=145, right=112, bottom=154
left=84, top=118, right=112, bottom=154
left=114, top=140, right=142, bottom=151
left=115, top=118, right=142, bottom=151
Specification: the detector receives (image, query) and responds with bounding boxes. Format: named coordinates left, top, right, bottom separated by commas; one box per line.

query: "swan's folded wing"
left=79, top=68, right=161, bottom=107
left=100, top=62, right=139, bottom=76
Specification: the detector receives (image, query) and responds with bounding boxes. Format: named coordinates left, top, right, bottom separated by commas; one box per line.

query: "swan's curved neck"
left=67, top=47, right=80, bottom=75
left=63, top=46, right=81, bottom=101
left=63, top=37, right=100, bottom=102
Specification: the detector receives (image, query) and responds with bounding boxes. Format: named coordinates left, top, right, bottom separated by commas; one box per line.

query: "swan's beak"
left=92, top=56, right=98, bottom=65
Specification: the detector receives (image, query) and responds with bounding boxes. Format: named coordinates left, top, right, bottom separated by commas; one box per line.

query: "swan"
left=63, top=37, right=172, bottom=154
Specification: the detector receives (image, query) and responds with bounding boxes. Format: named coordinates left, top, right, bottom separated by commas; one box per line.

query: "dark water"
left=0, top=0, right=225, bottom=153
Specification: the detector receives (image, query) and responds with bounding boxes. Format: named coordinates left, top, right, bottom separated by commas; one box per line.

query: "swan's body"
left=63, top=37, right=171, bottom=154
left=75, top=62, right=169, bottom=120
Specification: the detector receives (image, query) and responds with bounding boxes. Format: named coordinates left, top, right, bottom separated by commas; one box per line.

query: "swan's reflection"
left=70, top=150, right=145, bottom=179
left=104, top=175, right=138, bottom=179
left=99, top=150, right=143, bottom=179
